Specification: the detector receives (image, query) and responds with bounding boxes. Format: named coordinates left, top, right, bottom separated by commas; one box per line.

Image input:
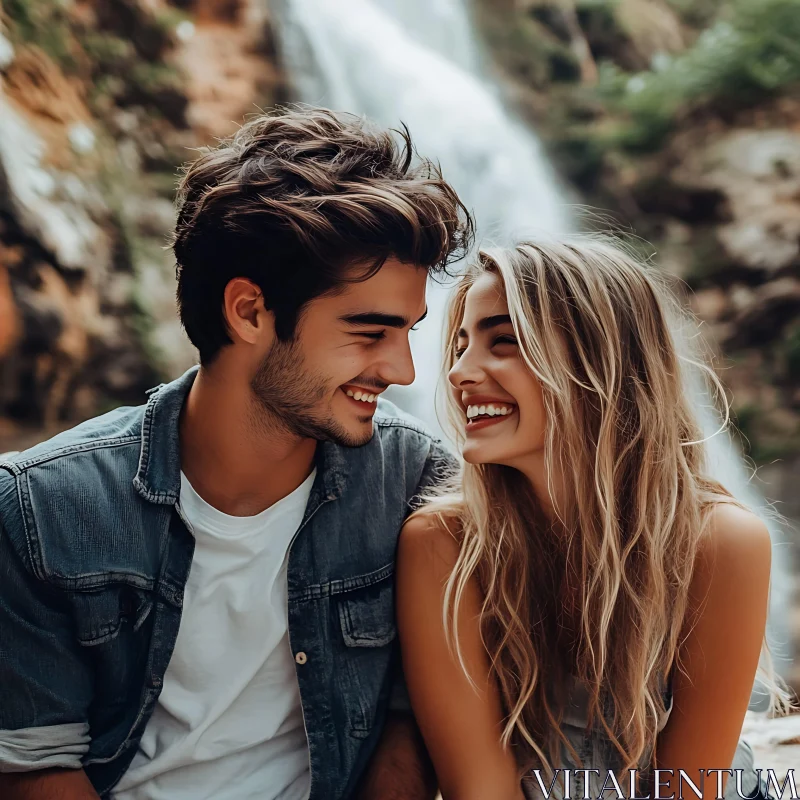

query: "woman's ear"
left=222, top=277, right=276, bottom=348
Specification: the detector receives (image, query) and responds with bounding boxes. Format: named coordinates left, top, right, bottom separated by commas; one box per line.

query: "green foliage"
left=665, top=0, right=725, bottom=27
left=730, top=401, right=799, bottom=463
left=129, top=63, right=183, bottom=93
left=479, top=0, right=800, bottom=169
left=598, top=0, right=800, bottom=150
left=80, top=32, right=136, bottom=71
left=3, top=0, right=76, bottom=69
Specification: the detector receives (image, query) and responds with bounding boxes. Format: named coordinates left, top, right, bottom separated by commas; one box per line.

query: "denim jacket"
left=0, top=366, right=455, bottom=799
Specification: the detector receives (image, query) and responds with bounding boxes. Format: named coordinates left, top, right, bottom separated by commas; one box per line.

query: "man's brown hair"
left=172, top=107, right=474, bottom=364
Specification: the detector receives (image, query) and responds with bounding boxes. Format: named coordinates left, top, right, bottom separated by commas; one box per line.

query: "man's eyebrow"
left=457, top=314, right=512, bottom=338
left=340, top=308, right=428, bottom=329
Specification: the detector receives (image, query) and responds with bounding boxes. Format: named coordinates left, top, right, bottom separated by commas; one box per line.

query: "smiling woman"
left=396, top=235, right=793, bottom=800
left=449, top=280, right=546, bottom=472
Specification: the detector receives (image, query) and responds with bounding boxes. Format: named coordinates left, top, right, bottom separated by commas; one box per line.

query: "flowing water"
left=272, top=0, right=792, bottom=684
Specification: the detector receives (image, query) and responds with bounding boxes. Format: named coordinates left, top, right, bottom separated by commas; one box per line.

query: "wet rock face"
left=673, top=129, right=800, bottom=276
left=0, top=0, right=282, bottom=445
left=0, top=44, right=156, bottom=431
left=644, top=121, right=800, bottom=469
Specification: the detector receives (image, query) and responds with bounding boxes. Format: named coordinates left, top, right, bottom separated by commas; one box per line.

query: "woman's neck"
left=514, top=451, right=559, bottom=523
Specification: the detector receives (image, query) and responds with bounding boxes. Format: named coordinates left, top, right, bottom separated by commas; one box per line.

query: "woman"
left=397, top=238, right=793, bottom=800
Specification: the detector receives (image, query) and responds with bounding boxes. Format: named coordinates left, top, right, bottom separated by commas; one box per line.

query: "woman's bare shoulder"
left=400, top=508, right=463, bottom=573
left=699, top=502, right=771, bottom=569
left=686, top=502, right=772, bottom=622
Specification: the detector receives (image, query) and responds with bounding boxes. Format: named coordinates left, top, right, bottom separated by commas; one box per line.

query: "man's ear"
left=223, top=278, right=276, bottom=347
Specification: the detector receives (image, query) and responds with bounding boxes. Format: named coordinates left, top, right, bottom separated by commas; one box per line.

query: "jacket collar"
left=133, top=365, right=349, bottom=506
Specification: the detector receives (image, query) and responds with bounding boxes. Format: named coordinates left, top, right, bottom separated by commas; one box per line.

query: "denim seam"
left=44, top=571, right=157, bottom=592
left=133, top=394, right=155, bottom=500
left=19, top=472, right=45, bottom=581
left=132, top=393, right=176, bottom=505
left=289, top=562, right=394, bottom=601
left=8, top=470, right=39, bottom=580
left=373, top=417, right=438, bottom=440
left=8, top=437, right=141, bottom=472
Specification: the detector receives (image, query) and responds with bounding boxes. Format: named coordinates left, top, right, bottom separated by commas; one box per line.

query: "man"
left=0, top=107, right=472, bottom=799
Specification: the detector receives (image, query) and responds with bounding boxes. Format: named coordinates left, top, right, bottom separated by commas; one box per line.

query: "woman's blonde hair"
left=418, top=235, right=793, bottom=783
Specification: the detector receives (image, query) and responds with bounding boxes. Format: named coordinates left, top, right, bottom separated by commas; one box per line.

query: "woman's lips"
left=465, top=409, right=517, bottom=432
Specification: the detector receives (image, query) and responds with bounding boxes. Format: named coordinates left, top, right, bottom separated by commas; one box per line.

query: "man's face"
left=252, top=258, right=428, bottom=447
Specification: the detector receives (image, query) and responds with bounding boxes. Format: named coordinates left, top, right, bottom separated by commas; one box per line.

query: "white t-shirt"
left=113, top=469, right=316, bottom=800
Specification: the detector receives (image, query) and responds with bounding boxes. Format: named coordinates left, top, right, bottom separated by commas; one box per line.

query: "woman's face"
left=448, top=271, right=547, bottom=467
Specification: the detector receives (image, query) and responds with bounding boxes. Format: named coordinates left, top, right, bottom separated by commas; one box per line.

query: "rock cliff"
left=0, top=0, right=282, bottom=447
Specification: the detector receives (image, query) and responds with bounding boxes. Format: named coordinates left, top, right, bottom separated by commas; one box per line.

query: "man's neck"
left=179, top=365, right=317, bottom=516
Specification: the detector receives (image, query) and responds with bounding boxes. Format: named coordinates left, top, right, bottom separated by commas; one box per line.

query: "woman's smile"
left=463, top=396, right=518, bottom=432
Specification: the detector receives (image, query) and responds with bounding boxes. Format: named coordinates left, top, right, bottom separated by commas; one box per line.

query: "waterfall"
left=272, top=0, right=792, bottom=687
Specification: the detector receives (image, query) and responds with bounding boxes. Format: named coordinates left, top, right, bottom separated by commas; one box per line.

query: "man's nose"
left=381, top=338, right=416, bottom=387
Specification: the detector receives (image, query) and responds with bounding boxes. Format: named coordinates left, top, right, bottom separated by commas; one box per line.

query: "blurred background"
left=1, top=0, right=799, bottom=769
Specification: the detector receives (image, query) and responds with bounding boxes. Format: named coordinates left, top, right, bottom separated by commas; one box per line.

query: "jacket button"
left=295, top=651, right=308, bottom=665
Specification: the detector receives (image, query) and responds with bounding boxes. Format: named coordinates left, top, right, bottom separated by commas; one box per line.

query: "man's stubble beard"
left=250, top=336, right=374, bottom=447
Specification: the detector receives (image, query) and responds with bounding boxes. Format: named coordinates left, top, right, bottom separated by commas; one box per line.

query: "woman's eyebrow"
left=457, top=314, right=512, bottom=338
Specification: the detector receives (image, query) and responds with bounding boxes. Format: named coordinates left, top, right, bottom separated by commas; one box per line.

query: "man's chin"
left=307, top=414, right=374, bottom=448
left=334, top=420, right=375, bottom=448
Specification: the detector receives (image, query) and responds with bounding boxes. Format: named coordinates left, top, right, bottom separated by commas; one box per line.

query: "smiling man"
left=0, top=108, right=472, bottom=800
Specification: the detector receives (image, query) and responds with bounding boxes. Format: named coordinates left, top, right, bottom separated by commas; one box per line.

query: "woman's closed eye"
left=359, top=331, right=387, bottom=341
left=453, top=335, right=517, bottom=359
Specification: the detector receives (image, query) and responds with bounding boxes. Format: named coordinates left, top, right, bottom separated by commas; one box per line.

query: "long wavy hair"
left=417, top=236, right=793, bottom=783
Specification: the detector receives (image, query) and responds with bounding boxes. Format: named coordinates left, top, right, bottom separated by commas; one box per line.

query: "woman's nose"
left=448, top=349, right=483, bottom=389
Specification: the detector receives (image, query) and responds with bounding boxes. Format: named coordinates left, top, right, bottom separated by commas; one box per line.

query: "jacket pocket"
left=72, top=585, right=154, bottom=647
left=337, top=571, right=397, bottom=648
left=333, top=564, right=397, bottom=737
left=70, top=585, right=154, bottom=760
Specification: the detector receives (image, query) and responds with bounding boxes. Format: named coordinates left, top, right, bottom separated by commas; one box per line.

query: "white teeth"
left=345, top=388, right=378, bottom=403
left=465, top=403, right=514, bottom=420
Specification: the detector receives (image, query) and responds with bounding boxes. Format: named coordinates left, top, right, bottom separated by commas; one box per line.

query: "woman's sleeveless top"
left=521, top=672, right=764, bottom=800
